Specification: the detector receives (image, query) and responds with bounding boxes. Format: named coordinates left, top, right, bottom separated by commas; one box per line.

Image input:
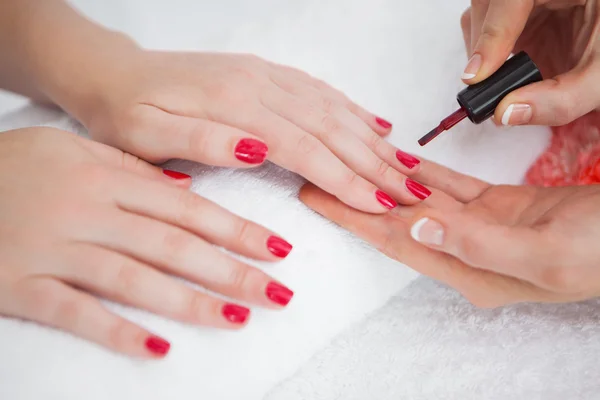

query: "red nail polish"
left=222, top=304, right=250, bottom=324
left=375, top=117, right=392, bottom=129
left=267, top=236, right=293, bottom=258
left=266, top=282, right=294, bottom=306
left=396, top=150, right=420, bottom=169
left=375, top=190, right=397, bottom=209
left=145, top=335, right=170, bottom=356
left=235, top=139, right=268, bottom=164
left=163, top=169, right=191, bottom=180
left=405, top=178, right=431, bottom=200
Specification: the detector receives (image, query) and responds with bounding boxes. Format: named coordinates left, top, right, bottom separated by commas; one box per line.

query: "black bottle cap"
left=456, top=51, right=542, bottom=124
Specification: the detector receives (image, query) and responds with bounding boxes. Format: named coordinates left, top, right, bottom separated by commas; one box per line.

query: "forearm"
left=0, top=0, right=139, bottom=112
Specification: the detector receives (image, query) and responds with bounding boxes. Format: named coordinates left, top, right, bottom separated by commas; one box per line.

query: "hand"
left=460, top=0, right=600, bottom=126
left=0, top=127, right=294, bottom=358
left=67, top=50, right=431, bottom=214
left=300, top=154, right=600, bottom=307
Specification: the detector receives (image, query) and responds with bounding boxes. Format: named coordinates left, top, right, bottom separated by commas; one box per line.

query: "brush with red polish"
left=418, top=51, right=543, bottom=146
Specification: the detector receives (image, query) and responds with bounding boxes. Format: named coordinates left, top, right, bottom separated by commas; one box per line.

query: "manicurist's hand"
left=0, top=127, right=294, bottom=358
left=300, top=154, right=600, bottom=307
left=461, top=0, right=600, bottom=127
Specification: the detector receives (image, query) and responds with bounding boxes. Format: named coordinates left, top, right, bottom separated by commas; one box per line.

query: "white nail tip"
left=501, top=104, right=514, bottom=126
left=462, top=73, right=476, bottom=80
left=410, top=218, right=430, bottom=243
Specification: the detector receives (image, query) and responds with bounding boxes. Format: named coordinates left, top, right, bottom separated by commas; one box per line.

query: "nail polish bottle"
left=419, top=51, right=543, bottom=146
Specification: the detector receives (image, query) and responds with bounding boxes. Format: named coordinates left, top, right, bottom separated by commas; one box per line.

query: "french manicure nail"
left=405, top=178, right=431, bottom=200
left=163, top=169, right=191, bottom=180
left=222, top=304, right=250, bottom=324
left=396, top=150, right=420, bottom=169
left=375, top=190, right=397, bottom=209
left=145, top=335, right=171, bottom=356
left=375, top=117, right=393, bottom=129
left=267, top=236, right=293, bottom=258
left=266, top=282, right=294, bottom=306
left=501, top=104, right=532, bottom=126
left=235, top=139, right=268, bottom=164
left=410, top=217, right=445, bottom=246
left=462, top=53, right=482, bottom=80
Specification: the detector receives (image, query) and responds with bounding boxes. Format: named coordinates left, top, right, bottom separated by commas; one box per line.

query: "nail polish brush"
left=418, top=51, right=543, bottom=146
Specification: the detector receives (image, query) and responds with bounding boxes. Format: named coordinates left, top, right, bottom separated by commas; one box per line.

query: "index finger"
left=463, top=0, right=534, bottom=83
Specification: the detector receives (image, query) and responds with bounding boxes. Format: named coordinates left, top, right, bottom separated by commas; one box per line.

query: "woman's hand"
left=67, top=51, right=430, bottom=214
left=461, top=0, right=600, bottom=126
left=300, top=154, right=600, bottom=307
left=0, top=127, right=294, bottom=358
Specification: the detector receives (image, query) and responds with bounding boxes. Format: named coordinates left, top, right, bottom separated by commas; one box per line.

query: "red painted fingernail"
left=375, top=190, right=397, bottom=209
left=267, top=236, right=293, bottom=258
left=235, top=139, right=268, bottom=164
left=222, top=304, right=250, bottom=324
left=163, top=169, right=191, bottom=180
left=145, top=335, right=170, bottom=356
left=396, top=150, right=420, bottom=169
left=375, top=117, right=392, bottom=129
left=266, top=282, right=294, bottom=306
left=405, top=178, right=431, bottom=200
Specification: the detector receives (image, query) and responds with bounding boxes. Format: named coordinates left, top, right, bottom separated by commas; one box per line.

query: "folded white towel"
left=266, top=277, right=600, bottom=400
left=0, top=1, right=551, bottom=399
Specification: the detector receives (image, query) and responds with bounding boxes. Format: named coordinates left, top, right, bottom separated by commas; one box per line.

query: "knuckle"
left=457, top=234, right=482, bottom=264
left=374, top=159, right=392, bottom=178
left=207, top=82, right=244, bottom=104
left=480, top=23, right=512, bottom=43
left=174, top=190, right=204, bottom=226
left=460, top=9, right=471, bottom=30
left=112, top=262, right=142, bottom=297
left=79, top=164, right=111, bottom=190
left=225, top=265, right=251, bottom=293
left=162, top=229, right=194, bottom=260
left=183, top=293, right=206, bottom=322
left=19, top=280, right=60, bottom=320
left=344, top=171, right=360, bottom=187
left=296, top=134, right=322, bottom=156
left=187, top=121, right=214, bottom=156
left=107, top=319, right=133, bottom=350
left=234, top=219, right=254, bottom=245
left=54, top=297, right=85, bottom=329
left=538, top=265, right=582, bottom=293
left=319, top=114, right=343, bottom=137
left=366, top=133, right=384, bottom=151
left=319, top=97, right=336, bottom=114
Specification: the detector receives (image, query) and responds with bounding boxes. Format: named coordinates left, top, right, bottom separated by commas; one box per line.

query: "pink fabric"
left=526, top=111, right=600, bottom=186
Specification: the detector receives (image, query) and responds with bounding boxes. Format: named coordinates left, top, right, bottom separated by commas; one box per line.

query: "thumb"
left=495, top=63, right=600, bottom=126
left=462, top=0, right=533, bottom=83
left=409, top=209, right=551, bottom=281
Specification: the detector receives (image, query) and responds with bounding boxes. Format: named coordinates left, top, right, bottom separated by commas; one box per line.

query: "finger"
left=13, top=277, right=170, bottom=358
left=90, top=210, right=294, bottom=309
left=261, top=88, right=429, bottom=204
left=270, top=73, right=422, bottom=174
left=269, top=64, right=393, bottom=136
left=495, top=62, right=600, bottom=126
left=461, top=8, right=473, bottom=57
left=412, top=158, right=491, bottom=202
left=112, top=171, right=293, bottom=261
left=61, top=243, right=251, bottom=329
left=298, top=184, right=576, bottom=307
left=463, top=0, right=534, bottom=82
left=73, top=135, right=192, bottom=188
left=248, top=107, right=398, bottom=213
left=131, top=105, right=269, bottom=167
left=407, top=208, right=565, bottom=288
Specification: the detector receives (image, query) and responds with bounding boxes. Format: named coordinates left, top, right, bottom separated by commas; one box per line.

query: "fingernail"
left=267, top=236, right=293, bottom=258
left=405, top=178, right=431, bottom=200
left=266, top=282, right=294, bottom=306
left=501, top=104, right=532, bottom=126
left=462, top=53, right=482, bottom=80
left=375, top=189, right=397, bottom=209
left=163, top=169, right=191, bottom=180
left=410, top=217, right=445, bottom=246
left=235, top=138, right=268, bottom=164
left=396, top=150, right=420, bottom=169
left=222, top=304, right=250, bottom=324
left=375, top=117, right=393, bottom=129
left=145, top=335, right=171, bottom=356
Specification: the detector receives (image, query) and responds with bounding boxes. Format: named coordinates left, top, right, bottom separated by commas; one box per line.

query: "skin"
left=461, top=0, right=600, bottom=126
left=0, top=127, right=295, bottom=357
left=0, top=0, right=428, bottom=214
left=300, top=157, right=600, bottom=308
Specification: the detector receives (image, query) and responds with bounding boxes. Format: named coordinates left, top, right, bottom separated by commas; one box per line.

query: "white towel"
left=0, top=1, right=550, bottom=399
left=266, top=278, right=600, bottom=400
